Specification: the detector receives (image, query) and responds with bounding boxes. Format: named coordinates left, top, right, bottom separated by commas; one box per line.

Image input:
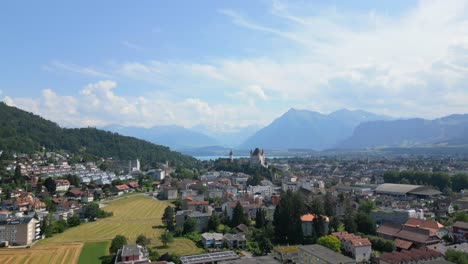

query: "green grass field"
left=77, top=241, right=109, bottom=264
left=38, top=195, right=202, bottom=260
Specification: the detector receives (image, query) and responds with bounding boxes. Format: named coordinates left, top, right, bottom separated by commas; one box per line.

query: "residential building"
left=223, top=233, right=246, bottom=249
left=377, top=221, right=441, bottom=249
left=159, top=186, right=178, bottom=200
left=332, top=232, right=372, bottom=262
left=452, top=221, right=468, bottom=243
left=175, top=210, right=210, bottom=232
left=298, top=244, right=356, bottom=264
left=148, top=168, right=165, bottom=181
left=55, top=179, right=70, bottom=192
left=300, top=214, right=329, bottom=237
left=0, top=217, right=40, bottom=246
left=201, top=232, right=223, bottom=248
left=371, top=208, right=424, bottom=225
left=115, top=244, right=149, bottom=264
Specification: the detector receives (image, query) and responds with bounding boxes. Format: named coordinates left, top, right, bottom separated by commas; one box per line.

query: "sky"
left=2, top=0, right=468, bottom=133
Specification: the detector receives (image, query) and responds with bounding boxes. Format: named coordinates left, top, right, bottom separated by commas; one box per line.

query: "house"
left=126, top=181, right=139, bottom=189
left=160, top=186, right=178, bottom=200
left=434, top=198, right=454, bottom=218
left=377, top=222, right=441, bottom=249
left=175, top=210, right=210, bottom=232
left=201, top=232, right=223, bottom=248
left=378, top=248, right=444, bottom=264
left=114, top=184, right=130, bottom=196
left=223, top=233, right=246, bottom=249
left=332, top=232, right=372, bottom=262
left=66, top=188, right=84, bottom=200
left=452, top=221, right=468, bottom=243
left=182, top=198, right=209, bottom=212
left=404, top=218, right=447, bottom=239
left=300, top=214, right=329, bottom=237
left=55, top=179, right=70, bottom=192
left=298, top=244, right=355, bottom=264
left=371, top=208, right=424, bottom=225
left=115, top=244, right=149, bottom=264
left=81, top=190, right=94, bottom=203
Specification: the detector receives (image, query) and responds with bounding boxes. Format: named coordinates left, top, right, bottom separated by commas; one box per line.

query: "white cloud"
left=2, top=81, right=273, bottom=131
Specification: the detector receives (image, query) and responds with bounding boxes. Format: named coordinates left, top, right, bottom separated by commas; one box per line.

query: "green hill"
left=0, top=102, right=196, bottom=166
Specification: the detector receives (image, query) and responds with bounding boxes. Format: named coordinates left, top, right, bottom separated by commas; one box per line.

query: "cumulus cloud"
left=2, top=81, right=272, bottom=131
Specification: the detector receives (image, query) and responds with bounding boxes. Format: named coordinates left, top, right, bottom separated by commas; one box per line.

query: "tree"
left=355, top=212, right=376, bottom=235
left=183, top=218, right=196, bottom=234
left=44, top=177, right=57, bottom=194
left=257, top=235, right=273, bottom=255
left=67, top=215, right=81, bottom=227
left=343, top=196, right=357, bottom=233
left=231, top=201, right=247, bottom=227
left=359, top=200, right=376, bottom=214
left=136, top=234, right=151, bottom=247
left=329, top=216, right=341, bottom=233
left=273, top=190, right=305, bottom=244
left=445, top=249, right=468, bottom=264
left=255, top=208, right=266, bottom=228
left=162, top=206, right=175, bottom=231
left=160, top=231, right=174, bottom=247
left=317, top=235, right=341, bottom=253
left=110, top=235, right=127, bottom=254
left=324, top=192, right=336, bottom=217
left=208, top=212, right=220, bottom=232
left=14, top=165, right=24, bottom=185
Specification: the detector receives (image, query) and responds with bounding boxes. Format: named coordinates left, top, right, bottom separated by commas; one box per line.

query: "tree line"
left=384, top=171, right=468, bottom=192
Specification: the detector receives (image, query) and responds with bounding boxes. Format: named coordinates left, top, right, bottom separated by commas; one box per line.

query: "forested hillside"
left=0, top=102, right=196, bottom=166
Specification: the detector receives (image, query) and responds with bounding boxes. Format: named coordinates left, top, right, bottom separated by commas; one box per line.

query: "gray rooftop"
left=299, top=244, right=356, bottom=264
left=180, top=251, right=239, bottom=264
left=121, top=244, right=140, bottom=257
left=375, top=183, right=422, bottom=195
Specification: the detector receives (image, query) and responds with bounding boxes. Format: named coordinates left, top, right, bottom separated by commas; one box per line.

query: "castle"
left=249, top=148, right=267, bottom=168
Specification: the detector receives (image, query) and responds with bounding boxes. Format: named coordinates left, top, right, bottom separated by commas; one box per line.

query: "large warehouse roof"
left=375, top=183, right=441, bottom=197
left=375, top=183, right=422, bottom=195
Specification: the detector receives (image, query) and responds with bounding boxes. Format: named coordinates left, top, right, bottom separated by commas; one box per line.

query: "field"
left=77, top=241, right=108, bottom=264
left=42, top=195, right=202, bottom=258
left=0, top=243, right=82, bottom=264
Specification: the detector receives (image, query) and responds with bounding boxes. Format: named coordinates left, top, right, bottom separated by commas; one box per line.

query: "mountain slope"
left=240, top=108, right=390, bottom=150
left=338, top=114, right=468, bottom=149
left=0, top=102, right=196, bottom=166
left=101, top=124, right=217, bottom=149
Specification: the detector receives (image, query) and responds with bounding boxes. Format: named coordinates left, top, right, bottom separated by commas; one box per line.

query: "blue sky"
left=2, top=0, right=468, bottom=132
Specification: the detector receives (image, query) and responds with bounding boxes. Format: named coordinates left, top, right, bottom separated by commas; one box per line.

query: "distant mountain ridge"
left=0, top=102, right=196, bottom=166
left=101, top=124, right=218, bottom=149
left=240, top=108, right=391, bottom=150
left=337, top=114, right=468, bottom=149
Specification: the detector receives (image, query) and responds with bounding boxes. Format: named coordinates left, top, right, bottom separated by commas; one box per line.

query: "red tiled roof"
left=377, top=223, right=401, bottom=237
left=394, top=239, right=413, bottom=250
left=379, top=248, right=442, bottom=264
left=404, top=218, right=443, bottom=232
left=115, top=184, right=129, bottom=191
left=187, top=201, right=209, bottom=205
left=453, top=221, right=468, bottom=229
left=300, top=214, right=329, bottom=222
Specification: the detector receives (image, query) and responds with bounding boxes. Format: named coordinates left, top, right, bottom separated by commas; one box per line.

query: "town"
left=0, top=148, right=467, bottom=264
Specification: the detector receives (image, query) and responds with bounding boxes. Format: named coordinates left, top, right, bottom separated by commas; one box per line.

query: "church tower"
left=229, top=150, right=234, bottom=162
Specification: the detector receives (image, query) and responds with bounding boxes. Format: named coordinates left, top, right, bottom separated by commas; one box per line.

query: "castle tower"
left=229, top=150, right=234, bottom=162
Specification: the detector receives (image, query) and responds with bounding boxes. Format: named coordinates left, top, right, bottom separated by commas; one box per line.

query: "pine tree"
left=255, top=208, right=266, bottom=228
left=231, top=201, right=247, bottom=227
left=162, top=206, right=175, bottom=231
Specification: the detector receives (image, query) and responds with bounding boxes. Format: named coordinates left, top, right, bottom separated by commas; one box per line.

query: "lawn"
left=77, top=241, right=109, bottom=264
left=38, top=195, right=201, bottom=259
left=0, top=243, right=83, bottom=264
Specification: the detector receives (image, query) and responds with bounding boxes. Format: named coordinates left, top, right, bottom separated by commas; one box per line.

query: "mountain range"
left=338, top=114, right=468, bottom=149
left=101, top=108, right=468, bottom=152
left=240, top=108, right=391, bottom=150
